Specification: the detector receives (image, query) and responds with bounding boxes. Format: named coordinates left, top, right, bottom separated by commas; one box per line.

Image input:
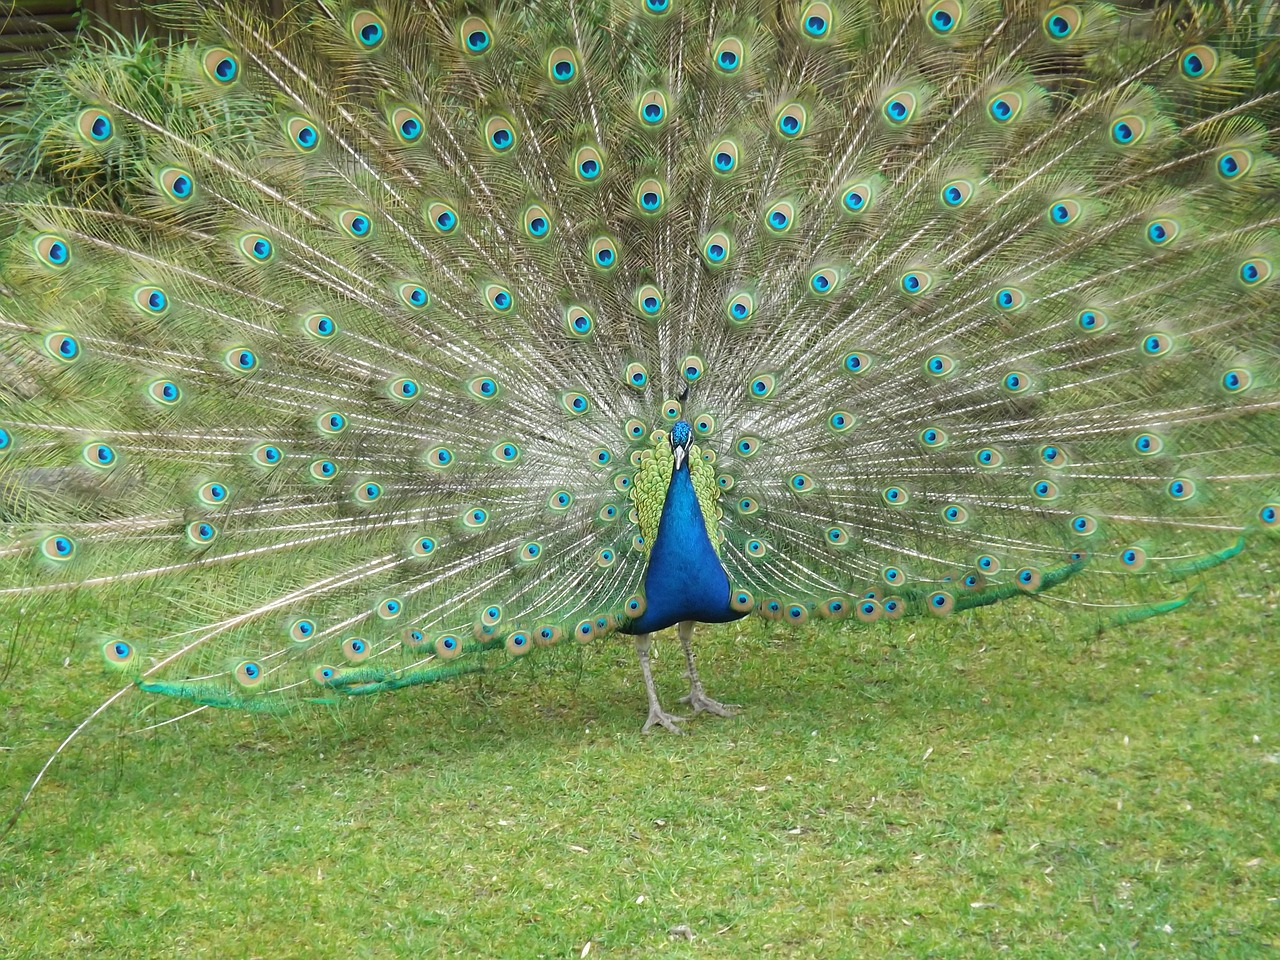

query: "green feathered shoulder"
left=630, top=430, right=721, bottom=556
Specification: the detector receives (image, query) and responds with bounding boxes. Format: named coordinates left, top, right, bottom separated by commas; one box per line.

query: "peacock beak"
left=673, top=444, right=686, bottom=471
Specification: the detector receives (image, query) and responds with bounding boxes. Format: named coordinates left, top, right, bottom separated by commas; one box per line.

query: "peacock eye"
left=352, top=11, right=386, bottom=48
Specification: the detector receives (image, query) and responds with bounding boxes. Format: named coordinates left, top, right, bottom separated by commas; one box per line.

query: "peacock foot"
left=642, top=705, right=686, bottom=734
left=679, top=687, right=740, bottom=718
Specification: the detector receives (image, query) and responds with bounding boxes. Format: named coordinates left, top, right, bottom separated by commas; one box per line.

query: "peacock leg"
left=635, top=633, right=685, bottom=734
left=675, top=620, right=739, bottom=718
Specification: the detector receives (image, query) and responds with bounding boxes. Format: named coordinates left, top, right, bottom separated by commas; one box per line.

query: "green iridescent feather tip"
left=0, top=0, right=1278, bottom=809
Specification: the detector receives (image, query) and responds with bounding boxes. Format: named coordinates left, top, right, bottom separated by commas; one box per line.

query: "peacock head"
left=670, top=419, right=693, bottom=470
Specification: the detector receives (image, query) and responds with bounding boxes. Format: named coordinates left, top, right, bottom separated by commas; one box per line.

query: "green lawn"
left=1, top=566, right=1277, bottom=958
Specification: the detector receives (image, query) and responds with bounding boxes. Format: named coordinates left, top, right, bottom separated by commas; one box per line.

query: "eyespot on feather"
left=391, top=107, right=424, bottom=143
left=927, top=592, right=955, bottom=616
left=634, top=178, right=665, bottom=215
left=1048, top=198, right=1082, bottom=226
left=574, top=145, right=604, bottom=182
left=710, top=138, right=740, bottom=174
left=993, top=286, right=1026, bottom=312
left=775, top=102, right=808, bottom=139
left=1043, top=5, right=1082, bottom=40
left=250, top=443, right=281, bottom=467
left=712, top=37, right=745, bottom=74
left=1179, top=45, right=1218, bottom=81
left=484, top=115, right=516, bottom=154
left=882, top=90, right=918, bottom=125
left=238, top=234, right=274, bottom=263
left=77, top=108, right=114, bottom=143
left=634, top=284, right=664, bottom=318
left=764, top=200, right=796, bottom=234
left=926, top=0, right=962, bottom=34
left=483, top=283, right=513, bottom=313
left=801, top=3, right=834, bottom=38
left=524, top=204, right=553, bottom=240
left=425, top=202, right=458, bottom=235
left=286, top=115, right=321, bottom=152
left=548, top=47, right=579, bottom=84
left=899, top=269, right=934, bottom=295
left=590, top=235, right=618, bottom=270
left=702, top=231, right=732, bottom=267
left=303, top=313, right=336, bottom=339
left=726, top=291, right=755, bottom=324
left=337, top=209, right=373, bottom=238
left=34, top=234, right=71, bottom=269
left=41, top=533, right=76, bottom=562
left=747, top=374, right=775, bottom=399
left=434, top=634, right=464, bottom=659
left=202, top=48, right=240, bottom=85
left=351, top=11, right=386, bottom=49
left=939, top=179, right=974, bottom=209
left=309, top=459, right=338, bottom=481
left=399, top=283, right=430, bottom=309
left=638, top=90, right=668, bottom=126
left=458, top=16, right=491, bottom=54
left=1109, top=114, right=1147, bottom=147
left=102, top=638, right=136, bottom=667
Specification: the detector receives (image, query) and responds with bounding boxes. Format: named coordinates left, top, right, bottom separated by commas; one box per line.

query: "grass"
left=1, top=564, right=1277, bottom=959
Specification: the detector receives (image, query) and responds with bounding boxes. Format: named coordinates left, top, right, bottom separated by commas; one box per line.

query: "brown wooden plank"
left=0, top=29, right=74, bottom=51
left=7, top=1, right=79, bottom=15
left=1, top=14, right=79, bottom=34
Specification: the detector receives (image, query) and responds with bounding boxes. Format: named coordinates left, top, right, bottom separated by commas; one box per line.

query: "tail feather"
left=0, top=0, right=1276, bottom=734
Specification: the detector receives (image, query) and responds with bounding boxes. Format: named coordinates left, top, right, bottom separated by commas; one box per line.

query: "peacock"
left=2, top=0, right=1278, bottom=806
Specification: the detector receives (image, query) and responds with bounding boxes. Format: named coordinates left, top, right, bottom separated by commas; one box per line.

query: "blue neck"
left=625, top=458, right=745, bottom=634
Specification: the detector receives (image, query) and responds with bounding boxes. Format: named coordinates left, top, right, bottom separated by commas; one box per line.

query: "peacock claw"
left=679, top=689, right=740, bottom=718
left=642, top=707, right=686, bottom=734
